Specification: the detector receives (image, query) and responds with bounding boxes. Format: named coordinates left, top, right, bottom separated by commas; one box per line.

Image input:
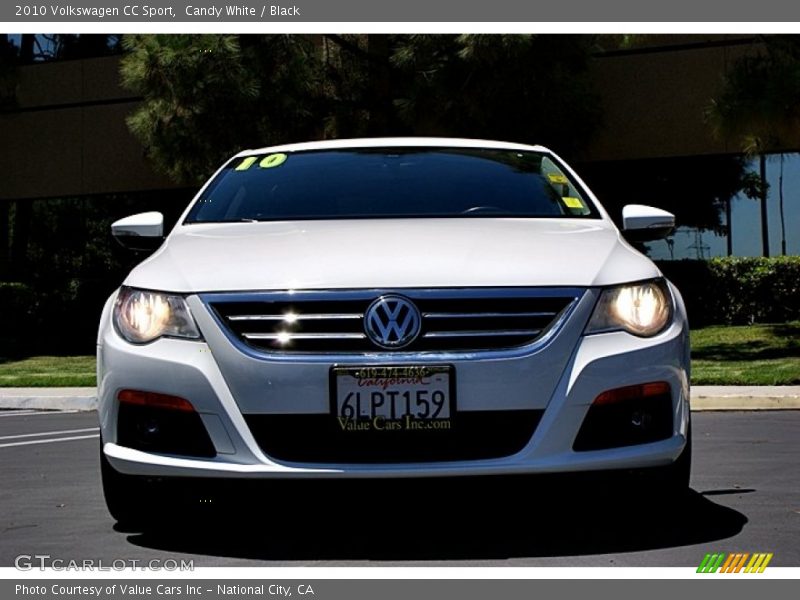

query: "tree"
left=120, top=35, right=605, bottom=183
left=706, top=36, right=800, bottom=256
left=390, top=35, right=602, bottom=159
left=578, top=154, right=755, bottom=236
left=120, top=35, right=324, bottom=184
left=316, top=34, right=399, bottom=138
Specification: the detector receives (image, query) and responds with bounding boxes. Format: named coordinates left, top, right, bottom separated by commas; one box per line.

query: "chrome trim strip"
left=229, top=313, right=363, bottom=321
left=199, top=287, right=585, bottom=363
left=423, top=311, right=555, bottom=319
left=242, top=332, right=366, bottom=340
left=423, top=329, right=541, bottom=338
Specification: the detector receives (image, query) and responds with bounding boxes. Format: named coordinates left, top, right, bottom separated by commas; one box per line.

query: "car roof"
left=238, top=137, right=551, bottom=156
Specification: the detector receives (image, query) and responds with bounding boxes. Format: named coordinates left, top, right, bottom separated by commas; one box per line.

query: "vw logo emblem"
left=364, top=295, right=422, bottom=349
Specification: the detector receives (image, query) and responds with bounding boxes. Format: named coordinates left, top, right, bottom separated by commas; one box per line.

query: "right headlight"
left=113, top=287, right=201, bottom=344
left=585, top=279, right=672, bottom=337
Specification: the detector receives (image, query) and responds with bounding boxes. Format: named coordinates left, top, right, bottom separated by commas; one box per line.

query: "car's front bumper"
left=97, top=285, right=690, bottom=480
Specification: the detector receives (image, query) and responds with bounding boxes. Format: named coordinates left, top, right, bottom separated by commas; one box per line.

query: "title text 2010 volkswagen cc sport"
left=97, top=138, right=691, bottom=525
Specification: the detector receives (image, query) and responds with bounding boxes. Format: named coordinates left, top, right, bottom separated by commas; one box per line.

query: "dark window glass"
left=185, top=148, right=599, bottom=223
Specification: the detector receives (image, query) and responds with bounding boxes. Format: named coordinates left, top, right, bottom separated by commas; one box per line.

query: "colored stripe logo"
left=697, top=552, right=773, bottom=573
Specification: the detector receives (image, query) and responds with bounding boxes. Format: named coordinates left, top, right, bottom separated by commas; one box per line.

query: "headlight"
left=586, top=280, right=672, bottom=337
left=113, top=287, right=201, bottom=344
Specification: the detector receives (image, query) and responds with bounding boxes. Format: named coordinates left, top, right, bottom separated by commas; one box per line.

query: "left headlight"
left=585, top=279, right=672, bottom=337
left=113, top=287, right=202, bottom=344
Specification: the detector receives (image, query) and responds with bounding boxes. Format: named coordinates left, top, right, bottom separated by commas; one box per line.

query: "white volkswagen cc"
left=97, top=138, right=691, bottom=525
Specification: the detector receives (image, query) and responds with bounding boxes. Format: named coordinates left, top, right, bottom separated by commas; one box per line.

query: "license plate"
left=331, top=365, right=453, bottom=428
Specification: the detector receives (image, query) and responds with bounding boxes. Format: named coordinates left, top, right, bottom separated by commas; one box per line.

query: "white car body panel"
left=127, top=219, right=659, bottom=293
left=97, top=137, right=690, bottom=489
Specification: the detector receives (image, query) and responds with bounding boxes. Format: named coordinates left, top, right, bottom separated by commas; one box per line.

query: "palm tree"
left=706, top=36, right=800, bottom=257
left=779, top=154, right=787, bottom=256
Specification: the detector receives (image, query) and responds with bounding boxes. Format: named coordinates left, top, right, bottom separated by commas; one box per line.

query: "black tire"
left=618, top=423, right=691, bottom=502
left=641, top=423, right=692, bottom=500
left=100, top=442, right=157, bottom=528
left=100, top=442, right=216, bottom=528
left=664, top=423, right=692, bottom=493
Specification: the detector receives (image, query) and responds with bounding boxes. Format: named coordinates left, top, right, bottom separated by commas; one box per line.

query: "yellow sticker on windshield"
left=548, top=173, right=569, bottom=185
left=260, top=153, right=288, bottom=169
left=235, top=156, right=258, bottom=171
left=562, top=197, right=585, bottom=209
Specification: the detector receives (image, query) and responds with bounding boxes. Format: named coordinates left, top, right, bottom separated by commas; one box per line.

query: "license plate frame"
left=330, top=365, right=455, bottom=428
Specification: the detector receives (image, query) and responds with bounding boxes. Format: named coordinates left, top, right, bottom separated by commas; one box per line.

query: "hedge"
left=656, top=257, right=800, bottom=327
left=0, top=282, right=36, bottom=354
left=0, top=279, right=115, bottom=357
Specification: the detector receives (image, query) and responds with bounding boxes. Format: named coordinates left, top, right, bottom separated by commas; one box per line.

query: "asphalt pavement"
left=0, top=409, right=798, bottom=567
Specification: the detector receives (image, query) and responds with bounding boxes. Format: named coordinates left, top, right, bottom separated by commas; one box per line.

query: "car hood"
left=124, top=219, right=661, bottom=292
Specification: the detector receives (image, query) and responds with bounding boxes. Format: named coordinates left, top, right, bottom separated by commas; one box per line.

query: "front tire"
left=619, top=424, right=692, bottom=502
left=663, top=425, right=692, bottom=493
left=639, top=424, right=692, bottom=500
left=100, top=442, right=159, bottom=528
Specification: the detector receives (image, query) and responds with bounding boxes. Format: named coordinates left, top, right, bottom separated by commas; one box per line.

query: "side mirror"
left=622, top=204, right=675, bottom=242
left=111, top=212, right=164, bottom=252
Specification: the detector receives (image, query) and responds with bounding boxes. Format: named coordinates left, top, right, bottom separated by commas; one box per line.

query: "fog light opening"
left=630, top=410, right=655, bottom=429
left=139, top=419, right=161, bottom=439
left=116, top=393, right=216, bottom=458
left=574, top=381, right=674, bottom=452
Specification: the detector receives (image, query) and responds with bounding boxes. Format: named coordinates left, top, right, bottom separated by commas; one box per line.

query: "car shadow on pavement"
left=123, top=476, right=748, bottom=562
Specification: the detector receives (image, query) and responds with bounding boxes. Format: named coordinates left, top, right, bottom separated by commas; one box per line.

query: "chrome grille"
left=205, top=290, right=579, bottom=354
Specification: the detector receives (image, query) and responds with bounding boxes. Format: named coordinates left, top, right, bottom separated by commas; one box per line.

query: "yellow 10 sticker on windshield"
left=235, top=156, right=258, bottom=171
left=260, top=153, right=288, bottom=169
left=562, top=197, right=585, bottom=209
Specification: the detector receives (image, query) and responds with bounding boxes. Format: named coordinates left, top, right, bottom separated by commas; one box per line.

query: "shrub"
left=0, top=282, right=36, bottom=356
left=656, top=257, right=800, bottom=327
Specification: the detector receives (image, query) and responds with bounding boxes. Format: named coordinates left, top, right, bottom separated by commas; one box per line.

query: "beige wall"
left=0, top=55, right=177, bottom=201
left=0, top=37, right=786, bottom=201
left=585, top=37, right=758, bottom=161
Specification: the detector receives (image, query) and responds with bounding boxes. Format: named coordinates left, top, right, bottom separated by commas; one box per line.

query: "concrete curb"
left=691, top=397, right=800, bottom=411
left=0, top=388, right=97, bottom=411
left=691, top=385, right=800, bottom=411
left=1, top=386, right=800, bottom=412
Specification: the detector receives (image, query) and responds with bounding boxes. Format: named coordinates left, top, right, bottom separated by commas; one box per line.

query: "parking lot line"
left=0, top=410, right=79, bottom=418
left=0, top=427, right=99, bottom=441
left=0, top=434, right=99, bottom=449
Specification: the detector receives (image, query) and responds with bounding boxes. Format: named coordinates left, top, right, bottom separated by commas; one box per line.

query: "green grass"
left=691, top=322, right=800, bottom=385
left=1, top=322, right=799, bottom=387
left=0, top=356, right=96, bottom=387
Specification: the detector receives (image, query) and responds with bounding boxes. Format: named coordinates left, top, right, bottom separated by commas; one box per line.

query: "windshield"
left=184, top=147, right=599, bottom=223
